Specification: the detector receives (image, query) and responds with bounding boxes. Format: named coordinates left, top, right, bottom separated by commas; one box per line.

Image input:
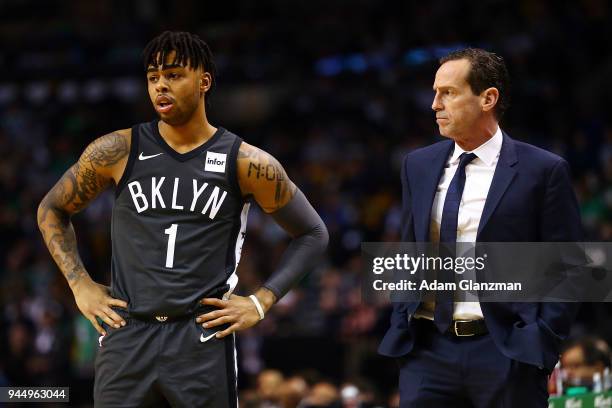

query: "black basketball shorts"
left=93, top=309, right=237, bottom=408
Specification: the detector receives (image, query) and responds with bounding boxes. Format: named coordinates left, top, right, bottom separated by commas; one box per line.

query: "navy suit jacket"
left=378, top=132, right=583, bottom=371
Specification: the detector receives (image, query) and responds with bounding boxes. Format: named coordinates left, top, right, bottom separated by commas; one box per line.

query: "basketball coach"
left=379, top=48, right=583, bottom=407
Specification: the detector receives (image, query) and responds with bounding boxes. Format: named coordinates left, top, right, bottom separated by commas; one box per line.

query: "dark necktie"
left=434, top=152, right=477, bottom=333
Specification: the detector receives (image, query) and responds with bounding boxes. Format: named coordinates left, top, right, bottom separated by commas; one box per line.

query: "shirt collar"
left=449, top=127, right=503, bottom=166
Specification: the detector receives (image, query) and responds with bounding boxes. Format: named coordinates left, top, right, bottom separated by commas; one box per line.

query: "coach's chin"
left=379, top=48, right=583, bottom=408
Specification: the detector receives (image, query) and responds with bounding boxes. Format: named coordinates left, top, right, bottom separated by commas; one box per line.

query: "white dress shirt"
left=416, top=127, right=503, bottom=321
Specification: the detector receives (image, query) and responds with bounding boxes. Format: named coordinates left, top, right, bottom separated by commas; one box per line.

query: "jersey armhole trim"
left=115, top=125, right=140, bottom=198
left=228, top=136, right=243, bottom=202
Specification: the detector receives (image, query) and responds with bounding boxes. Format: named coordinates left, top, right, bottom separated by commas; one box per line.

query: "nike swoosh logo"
left=138, top=152, right=164, bottom=160
left=200, top=331, right=218, bottom=343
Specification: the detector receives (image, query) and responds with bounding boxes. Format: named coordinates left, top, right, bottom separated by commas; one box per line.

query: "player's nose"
left=155, top=80, right=169, bottom=93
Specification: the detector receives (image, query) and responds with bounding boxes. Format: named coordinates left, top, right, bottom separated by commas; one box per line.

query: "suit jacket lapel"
left=477, top=132, right=518, bottom=238
left=414, top=141, right=453, bottom=241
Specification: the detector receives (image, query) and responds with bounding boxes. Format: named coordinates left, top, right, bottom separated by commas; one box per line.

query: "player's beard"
left=158, top=97, right=199, bottom=126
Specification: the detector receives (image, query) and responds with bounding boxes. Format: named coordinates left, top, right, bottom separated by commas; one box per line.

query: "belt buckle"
left=454, top=320, right=475, bottom=337
left=155, top=315, right=168, bottom=322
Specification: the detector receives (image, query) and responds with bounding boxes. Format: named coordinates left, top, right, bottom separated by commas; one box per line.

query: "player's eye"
left=148, top=76, right=158, bottom=82
left=168, top=73, right=180, bottom=79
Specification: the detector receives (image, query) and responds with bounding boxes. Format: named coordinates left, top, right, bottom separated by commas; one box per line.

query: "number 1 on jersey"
left=164, top=224, right=178, bottom=268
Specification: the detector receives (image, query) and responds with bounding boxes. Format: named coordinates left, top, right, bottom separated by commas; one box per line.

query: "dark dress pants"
left=398, top=319, right=549, bottom=408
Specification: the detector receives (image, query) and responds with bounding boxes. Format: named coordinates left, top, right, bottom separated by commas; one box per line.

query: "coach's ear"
left=481, top=87, right=499, bottom=113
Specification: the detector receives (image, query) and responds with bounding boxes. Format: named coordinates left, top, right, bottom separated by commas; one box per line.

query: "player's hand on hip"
left=197, top=295, right=262, bottom=338
left=71, top=277, right=128, bottom=335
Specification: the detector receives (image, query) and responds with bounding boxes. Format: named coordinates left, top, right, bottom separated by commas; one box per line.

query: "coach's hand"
left=72, top=277, right=128, bottom=335
left=198, top=288, right=276, bottom=338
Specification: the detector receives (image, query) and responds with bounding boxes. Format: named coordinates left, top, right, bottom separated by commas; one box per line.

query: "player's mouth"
left=155, top=95, right=175, bottom=113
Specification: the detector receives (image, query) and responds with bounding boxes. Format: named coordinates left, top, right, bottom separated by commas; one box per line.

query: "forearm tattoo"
left=37, top=132, right=128, bottom=286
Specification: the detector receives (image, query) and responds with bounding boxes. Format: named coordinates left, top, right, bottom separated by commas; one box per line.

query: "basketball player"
left=37, top=31, right=328, bottom=407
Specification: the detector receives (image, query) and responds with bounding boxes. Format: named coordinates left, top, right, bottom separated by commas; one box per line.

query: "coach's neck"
left=452, top=116, right=499, bottom=152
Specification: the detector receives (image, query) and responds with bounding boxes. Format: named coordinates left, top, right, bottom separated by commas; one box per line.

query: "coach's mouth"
left=156, top=95, right=174, bottom=113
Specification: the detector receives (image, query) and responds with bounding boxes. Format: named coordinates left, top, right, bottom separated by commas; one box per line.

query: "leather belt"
left=448, top=319, right=488, bottom=337
left=416, top=318, right=488, bottom=337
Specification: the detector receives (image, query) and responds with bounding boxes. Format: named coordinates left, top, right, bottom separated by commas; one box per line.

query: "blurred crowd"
left=1, top=0, right=612, bottom=406
left=240, top=336, right=612, bottom=408
left=240, top=369, right=398, bottom=408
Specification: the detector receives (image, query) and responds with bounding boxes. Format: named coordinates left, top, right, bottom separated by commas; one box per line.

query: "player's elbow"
left=313, top=221, right=329, bottom=253
left=297, top=219, right=328, bottom=258
left=37, top=198, right=52, bottom=232
left=37, top=194, right=68, bottom=230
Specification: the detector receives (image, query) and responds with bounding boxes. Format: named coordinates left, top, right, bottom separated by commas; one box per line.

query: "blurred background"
left=1, top=0, right=611, bottom=406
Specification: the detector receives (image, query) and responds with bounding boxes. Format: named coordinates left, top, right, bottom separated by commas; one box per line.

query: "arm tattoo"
left=82, top=132, right=129, bottom=167
left=37, top=131, right=129, bottom=287
left=238, top=144, right=296, bottom=211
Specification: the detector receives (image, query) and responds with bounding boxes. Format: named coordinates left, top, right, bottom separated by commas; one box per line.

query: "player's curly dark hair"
left=440, top=48, right=510, bottom=120
left=142, top=31, right=216, bottom=97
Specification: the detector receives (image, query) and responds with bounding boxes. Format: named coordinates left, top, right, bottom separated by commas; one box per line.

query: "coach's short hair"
left=440, top=48, right=510, bottom=120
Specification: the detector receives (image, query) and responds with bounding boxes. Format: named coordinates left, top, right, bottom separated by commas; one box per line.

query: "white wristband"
left=249, top=295, right=265, bottom=320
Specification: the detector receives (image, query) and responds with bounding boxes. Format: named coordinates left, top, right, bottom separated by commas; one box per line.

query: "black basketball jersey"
left=111, top=120, right=249, bottom=318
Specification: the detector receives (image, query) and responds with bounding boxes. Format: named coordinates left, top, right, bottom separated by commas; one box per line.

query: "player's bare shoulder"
left=236, top=142, right=297, bottom=213
left=39, top=129, right=131, bottom=217
left=82, top=128, right=132, bottom=184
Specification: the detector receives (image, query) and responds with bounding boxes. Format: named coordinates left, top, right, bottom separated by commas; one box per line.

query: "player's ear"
left=200, top=73, right=212, bottom=94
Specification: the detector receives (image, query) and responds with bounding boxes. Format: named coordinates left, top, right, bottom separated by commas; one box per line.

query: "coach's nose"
left=432, top=91, right=443, bottom=112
